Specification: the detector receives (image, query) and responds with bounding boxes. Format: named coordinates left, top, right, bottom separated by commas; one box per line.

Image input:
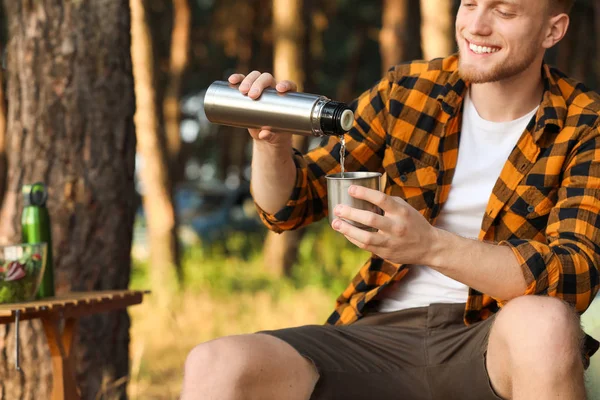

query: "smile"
left=466, top=39, right=501, bottom=55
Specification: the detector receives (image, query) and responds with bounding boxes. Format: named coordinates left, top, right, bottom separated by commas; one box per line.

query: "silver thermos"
left=203, top=81, right=355, bottom=137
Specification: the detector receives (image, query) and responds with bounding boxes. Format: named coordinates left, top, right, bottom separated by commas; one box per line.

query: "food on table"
left=0, top=252, right=43, bottom=303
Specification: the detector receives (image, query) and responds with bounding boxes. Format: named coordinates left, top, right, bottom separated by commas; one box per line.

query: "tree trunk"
left=273, top=0, right=304, bottom=91
left=0, top=66, right=7, bottom=208
left=379, top=0, right=422, bottom=73
left=572, top=7, right=592, bottom=83
left=554, top=24, right=574, bottom=73
left=263, top=0, right=306, bottom=277
left=163, top=0, right=190, bottom=185
left=595, top=0, right=600, bottom=86
left=420, top=0, right=454, bottom=60
left=406, top=0, right=423, bottom=61
left=379, top=0, right=409, bottom=74
left=0, top=1, right=136, bottom=398
left=336, top=30, right=367, bottom=103
left=130, top=0, right=181, bottom=305
left=272, top=0, right=307, bottom=150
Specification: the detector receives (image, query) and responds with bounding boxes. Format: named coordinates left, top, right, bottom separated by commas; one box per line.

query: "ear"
left=542, top=13, right=569, bottom=49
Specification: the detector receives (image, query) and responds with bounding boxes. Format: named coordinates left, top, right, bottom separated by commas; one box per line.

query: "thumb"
left=258, top=130, right=275, bottom=141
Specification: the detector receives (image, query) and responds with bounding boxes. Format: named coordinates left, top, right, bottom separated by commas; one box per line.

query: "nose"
left=468, top=10, right=493, bottom=37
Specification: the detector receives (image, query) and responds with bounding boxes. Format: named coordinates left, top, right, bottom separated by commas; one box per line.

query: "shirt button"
left=400, top=174, right=408, bottom=182
left=527, top=205, right=535, bottom=213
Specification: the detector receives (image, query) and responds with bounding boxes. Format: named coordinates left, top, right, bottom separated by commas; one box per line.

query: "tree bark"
left=263, top=0, right=306, bottom=277
left=420, top=0, right=455, bottom=60
left=273, top=0, right=305, bottom=91
left=572, top=6, right=592, bottom=83
left=406, top=0, right=423, bottom=61
left=0, top=1, right=136, bottom=398
left=130, top=0, right=181, bottom=305
left=163, top=0, right=190, bottom=185
left=336, top=30, right=367, bottom=104
left=379, top=0, right=423, bottom=73
left=0, top=66, right=7, bottom=208
left=272, top=0, right=307, bottom=150
left=379, top=0, right=409, bottom=74
left=595, top=0, right=600, bottom=86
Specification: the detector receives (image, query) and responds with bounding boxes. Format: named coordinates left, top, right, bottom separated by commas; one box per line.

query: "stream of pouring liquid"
left=339, top=135, right=346, bottom=177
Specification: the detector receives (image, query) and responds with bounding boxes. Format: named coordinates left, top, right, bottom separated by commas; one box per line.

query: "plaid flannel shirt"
left=256, top=55, right=600, bottom=351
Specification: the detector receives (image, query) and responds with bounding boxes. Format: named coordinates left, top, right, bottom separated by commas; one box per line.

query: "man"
left=182, top=0, right=600, bottom=399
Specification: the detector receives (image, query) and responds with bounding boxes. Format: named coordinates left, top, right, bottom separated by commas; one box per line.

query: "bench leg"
left=41, top=316, right=80, bottom=400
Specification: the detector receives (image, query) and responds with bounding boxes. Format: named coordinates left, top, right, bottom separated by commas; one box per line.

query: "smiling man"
left=182, top=1, right=600, bottom=399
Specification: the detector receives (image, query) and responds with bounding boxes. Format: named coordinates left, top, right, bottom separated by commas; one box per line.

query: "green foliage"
left=131, top=219, right=367, bottom=301
left=292, top=220, right=369, bottom=296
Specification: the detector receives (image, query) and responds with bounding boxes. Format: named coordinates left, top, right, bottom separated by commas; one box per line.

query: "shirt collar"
left=531, top=63, right=567, bottom=141
left=436, top=55, right=567, bottom=143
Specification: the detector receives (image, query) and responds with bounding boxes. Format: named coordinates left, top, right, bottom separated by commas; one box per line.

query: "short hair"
left=552, top=0, right=575, bottom=14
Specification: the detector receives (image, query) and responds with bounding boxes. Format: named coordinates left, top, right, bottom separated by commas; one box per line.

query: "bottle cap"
left=340, top=109, right=354, bottom=131
left=320, top=101, right=355, bottom=135
left=23, top=182, right=48, bottom=207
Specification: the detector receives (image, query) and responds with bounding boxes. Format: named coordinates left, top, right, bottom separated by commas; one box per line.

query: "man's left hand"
left=331, top=185, right=438, bottom=265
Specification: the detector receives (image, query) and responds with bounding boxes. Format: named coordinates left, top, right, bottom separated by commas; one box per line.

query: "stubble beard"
left=456, top=36, right=541, bottom=84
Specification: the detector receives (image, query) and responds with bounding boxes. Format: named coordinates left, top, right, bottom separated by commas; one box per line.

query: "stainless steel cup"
left=325, top=172, right=382, bottom=232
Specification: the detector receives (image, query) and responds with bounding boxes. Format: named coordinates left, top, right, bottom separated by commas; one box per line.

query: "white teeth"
left=469, top=42, right=499, bottom=54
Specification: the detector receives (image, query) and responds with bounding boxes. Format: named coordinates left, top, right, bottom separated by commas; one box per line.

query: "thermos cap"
left=22, top=182, right=48, bottom=207
left=340, top=109, right=354, bottom=131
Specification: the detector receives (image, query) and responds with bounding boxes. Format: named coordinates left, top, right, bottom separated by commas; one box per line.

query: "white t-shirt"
left=377, top=93, right=539, bottom=312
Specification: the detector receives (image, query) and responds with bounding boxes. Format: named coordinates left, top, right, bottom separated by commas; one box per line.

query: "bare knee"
left=182, top=334, right=318, bottom=400
left=492, top=296, right=583, bottom=366
left=184, top=335, right=256, bottom=391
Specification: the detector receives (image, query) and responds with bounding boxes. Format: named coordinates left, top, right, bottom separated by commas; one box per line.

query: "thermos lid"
left=340, top=109, right=354, bottom=131
left=22, top=182, right=48, bottom=207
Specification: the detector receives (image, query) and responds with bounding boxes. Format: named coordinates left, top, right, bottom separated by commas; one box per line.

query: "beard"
left=456, top=36, right=541, bottom=84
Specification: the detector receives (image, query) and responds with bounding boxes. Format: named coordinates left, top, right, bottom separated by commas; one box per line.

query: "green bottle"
left=21, top=182, right=55, bottom=298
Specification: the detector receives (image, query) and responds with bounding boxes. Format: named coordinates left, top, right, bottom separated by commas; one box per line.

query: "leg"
left=486, top=296, right=586, bottom=400
left=41, top=315, right=80, bottom=400
left=181, top=315, right=434, bottom=400
left=181, top=333, right=319, bottom=400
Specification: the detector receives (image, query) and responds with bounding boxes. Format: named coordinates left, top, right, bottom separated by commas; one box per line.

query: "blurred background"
left=0, top=0, right=598, bottom=398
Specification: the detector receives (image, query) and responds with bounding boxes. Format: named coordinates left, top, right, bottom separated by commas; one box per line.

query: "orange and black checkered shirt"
left=256, top=55, right=600, bottom=332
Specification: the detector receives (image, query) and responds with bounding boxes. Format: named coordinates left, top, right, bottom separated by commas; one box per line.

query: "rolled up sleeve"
left=253, top=70, right=396, bottom=233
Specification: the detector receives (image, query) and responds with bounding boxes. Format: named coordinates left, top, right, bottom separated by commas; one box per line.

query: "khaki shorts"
left=259, top=303, right=503, bottom=400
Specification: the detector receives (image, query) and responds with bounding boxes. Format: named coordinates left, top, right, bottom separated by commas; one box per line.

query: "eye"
left=496, top=9, right=515, bottom=18
left=461, top=1, right=476, bottom=8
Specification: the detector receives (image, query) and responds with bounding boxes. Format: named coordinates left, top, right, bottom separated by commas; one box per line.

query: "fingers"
left=238, top=71, right=263, bottom=95
left=257, top=129, right=275, bottom=141
left=249, top=72, right=278, bottom=99
left=228, top=72, right=298, bottom=99
left=345, top=235, right=370, bottom=251
left=235, top=71, right=276, bottom=99
left=333, top=205, right=388, bottom=232
left=248, top=128, right=277, bottom=142
left=348, top=186, right=398, bottom=213
left=275, top=80, right=298, bottom=93
left=228, top=73, right=245, bottom=85
left=331, top=219, right=386, bottom=249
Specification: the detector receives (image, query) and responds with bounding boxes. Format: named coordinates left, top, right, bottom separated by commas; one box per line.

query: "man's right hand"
left=228, top=71, right=299, bottom=214
left=228, top=71, right=298, bottom=148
